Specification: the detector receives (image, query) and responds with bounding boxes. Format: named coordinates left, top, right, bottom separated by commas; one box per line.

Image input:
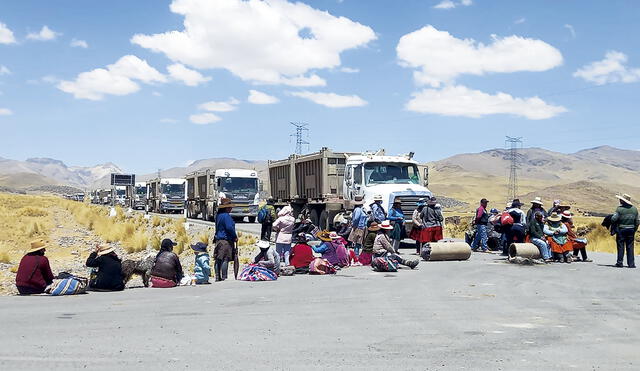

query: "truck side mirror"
left=423, top=167, right=429, bottom=187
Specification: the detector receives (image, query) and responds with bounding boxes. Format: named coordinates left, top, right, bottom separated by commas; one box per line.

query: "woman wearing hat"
left=289, top=233, right=315, bottom=271
left=150, top=239, right=184, bottom=287
left=348, top=198, right=367, bottom=256
left=86, top=244, right=125, bottom=291
left=372, top=221, right=418, bottom=269
left=388, top=199, right=406, bottom=253
left=611, top=193, right=638, bottom=268
left=544, top=212, right=572, bottom=263
left=360, top=223, right=379, bottom=265
left=15, top=240, right=55, bottom=295
left=369, top=194, right=387, bottom=224
left=214, top=198, right=239, bottom=281
left=254, top=240, right=281, bottom=276
left=312, top=231, right=350, bottom=268
left=272, top=205, right=295, bottom=266
left=561, top=211, right=591, bottom=263
left=410, top=198, right=427, bottom=254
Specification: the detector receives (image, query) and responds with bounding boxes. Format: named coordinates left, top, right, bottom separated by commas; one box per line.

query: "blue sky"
left=1, top=0, right=639, bottom=173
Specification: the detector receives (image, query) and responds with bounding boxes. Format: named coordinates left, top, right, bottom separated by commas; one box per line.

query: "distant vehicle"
left=147, top=177, right=186, bottom=214
left=268, top=147, right=431, bottom=230
left=73, top=193, right=85, bottom=202
left=133, top=182, right=147, bottom=210
left=186, top=168, right=260, bottom=222
left=113, top=186, right=127, bottom=206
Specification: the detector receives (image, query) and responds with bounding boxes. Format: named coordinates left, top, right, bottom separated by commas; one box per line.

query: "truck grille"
left=395, top=196, right=423, bottom=221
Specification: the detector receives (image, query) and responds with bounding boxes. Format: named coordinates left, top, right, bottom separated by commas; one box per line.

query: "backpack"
left=257, top=206, right=270, bottom=223
left=371, top=255, right=399, bottom=272
left=500, top=211, right=514, bottom=226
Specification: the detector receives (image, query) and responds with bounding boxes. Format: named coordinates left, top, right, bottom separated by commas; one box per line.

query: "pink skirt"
left=150, top=276, right=176, bottom=288
left=358, top=252, right=373, bottom=265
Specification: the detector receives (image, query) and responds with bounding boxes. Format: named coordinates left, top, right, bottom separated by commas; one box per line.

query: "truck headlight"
left=162, top=195, right=168, bottom=202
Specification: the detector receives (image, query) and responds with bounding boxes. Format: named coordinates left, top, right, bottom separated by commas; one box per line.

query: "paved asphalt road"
left=1, top=250, right=638, bottom=370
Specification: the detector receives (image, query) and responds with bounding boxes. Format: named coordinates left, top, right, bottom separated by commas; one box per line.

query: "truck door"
left=344, top=164, right=363, bottom=200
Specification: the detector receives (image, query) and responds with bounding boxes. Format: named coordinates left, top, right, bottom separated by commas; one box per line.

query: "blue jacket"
left=215, top=212, right=237, bottom=241
left=371, top=203, right=386, bottom=224
left=352, top=206, right=367, bottom=230
left=388, top=207, right=404, bottom=223
left=193, top=253, right=210, bottom=284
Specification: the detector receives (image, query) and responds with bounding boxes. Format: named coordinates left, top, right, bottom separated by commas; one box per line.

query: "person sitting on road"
left=191, top=242, right=211, bottom=284
left=313, top=231, right=350, bottom=268
left=562, top=211, right=591, bottom=262
left=289, top=233, right=315, bottom=270
left=15, top=240, right=55, bottom=295
left=273, top=205, right=295, bottom=266
left=85, top=244, right=125, bottom=291
left=544, top=212, right=572, bottom=263
left=214, top=198, right=238, bottom=281
left=372, top=221, right=418, bottom=269
left=254, top=240, right=281, bottom=276
left=292, top=217, right=317, bottom=243
left=359, top=222, right=379, bottom=266
left=150, top=239, right=184, bottom=287
left=388, top=199, right=405, bottom=254
left=527, top=212, right=552, bottom=262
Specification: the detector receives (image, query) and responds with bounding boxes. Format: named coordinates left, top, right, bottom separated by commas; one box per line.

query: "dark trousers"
left=573, top=247, right=588, bottom=260
left=502, top=225, right=513, bottom=254
left=214, top=258, right=229, bottom=281
left=260, top=222, right=273, bottom=241
left=553, top=251, right=570, bottom=262
left=616, top=228, right=636, bottom=267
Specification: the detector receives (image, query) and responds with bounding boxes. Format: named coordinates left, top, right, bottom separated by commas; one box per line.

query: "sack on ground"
left=308, top=258, right=336, bottom=275
left=46, top=276, right=88, bottom=295
left=371, top=255, right=398, bottom=272
left=280, top=265, right=295, bottom=276
left=238, top=264, right=278, bottom=281
left=420, top=244, right=432, bottom=261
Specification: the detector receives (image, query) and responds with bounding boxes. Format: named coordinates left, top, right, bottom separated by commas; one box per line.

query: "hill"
left=137, top=158, right=268, bottom=185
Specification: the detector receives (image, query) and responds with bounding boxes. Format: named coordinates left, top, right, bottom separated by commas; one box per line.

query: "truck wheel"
left=248, top=216, right=256, bottom=223
left=319, top=210, right=329, bottom=231
left=233, top=216, right=244, bottom=223
left=309, top=209, right=320, bottom=227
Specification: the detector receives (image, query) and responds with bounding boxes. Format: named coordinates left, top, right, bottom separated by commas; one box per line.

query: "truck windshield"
left=220, top=177, right=258, bottom=193
left=161, top=184, right=185, bottom=196
left=135, top=186, right=146, bottom=195
left=116, top=189, right=125, bottom=196
left=364, top=162, right=420, bottom=185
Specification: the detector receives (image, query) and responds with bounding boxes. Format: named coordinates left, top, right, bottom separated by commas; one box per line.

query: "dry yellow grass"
left=0, top=249, right=11, bottom=264
left=150, top=234, right=162, bottom=251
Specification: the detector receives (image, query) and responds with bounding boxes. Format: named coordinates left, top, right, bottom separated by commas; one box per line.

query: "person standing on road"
left=526, top=197, right=547, bottom=225
left=471, top=198, right=490, bottom=252
left=272, top=205, right=295, bottom=266
left=348, top=198, right=367, bottom=256
left=388, top=200, right=406, bottom=253
left=15, top=240, right=54, bottom=295
left=369, top=194, right=387, bottom=224
left=85, top=244, right=125, bottom=291
left=527, top=212, right=552, bottom=262
left=258, top=198, right=277, bottom=241
left=410, top=198, right=427, bottom=254
left=611, top=194, right=639, bottom=268
left=150, top=239, right=184, bottom=287
left=214, top=199, right=238, bottom=281
left=421, top=197, right=444, bottom=244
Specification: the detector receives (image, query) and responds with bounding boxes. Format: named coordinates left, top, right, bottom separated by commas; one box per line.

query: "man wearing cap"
left=86, top=244, right=125, bottom=291
left=348, top=197, right=367, bottom=256
left=369, top=194, right=387, bottom=224
left=15, top=240, right=55, bottom=295
left=215, top=198, right=239, bottom=280
left=611, top=194, right=639, bottom=268
left=471, top=198, right=490, bottom=252
left=150, top=239, right=184, bottom=287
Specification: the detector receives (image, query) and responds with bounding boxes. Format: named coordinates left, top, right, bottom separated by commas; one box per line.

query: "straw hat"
left=353, top=196, right=365, bottom=205
left=373, top=194, right=383, bottom=201
left=530, top=197, right=543, bottom=205
left=97, top=244, right=115, bottom=256
left=616, top=193, right=633, bottom=206
left=26, top=240, right=47, bottom=254
left=256, top=240, right=270, bottom=249
left=318, top=230, right=332, bottom=242
left=379, top=220, right=394, bottom=230
left=561, top=211, right=572, bottom=219
left=417, top=198, right=426, bottom=206
left=547, top=212, right=562, bottom=222
left=368, top=222, right=380, bottom=231
left=218, top=198, right=241, bottom=209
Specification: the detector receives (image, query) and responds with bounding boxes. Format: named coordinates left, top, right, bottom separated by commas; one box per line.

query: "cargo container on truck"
left=147, top=178, right=186, bottom=214
left=268, top=147, right=431, bottom=230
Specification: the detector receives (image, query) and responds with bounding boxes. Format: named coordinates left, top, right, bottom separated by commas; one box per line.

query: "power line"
left=505, top=136, right=523, bottom=203
left=290, top=122, right=309, bottom=155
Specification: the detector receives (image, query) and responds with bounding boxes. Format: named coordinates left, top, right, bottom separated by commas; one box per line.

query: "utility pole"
left=290, top=122, right=309, bottom=155
left=505, top=136, right=523, bottom=202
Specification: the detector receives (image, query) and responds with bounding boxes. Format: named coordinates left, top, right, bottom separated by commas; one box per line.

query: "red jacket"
left=289, top=243, right=315, bottom=268
left=16, top=255, right=54, bottom=292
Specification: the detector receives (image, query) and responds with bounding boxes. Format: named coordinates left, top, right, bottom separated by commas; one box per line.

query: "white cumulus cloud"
left=0, top=108, right=13, bottom=115
left=290, top=91, right=367, bottom=108
left=189, top=112, right=221, bottom=124
left=397, top=25, right=563, bottom=87
left=339, top=67, right=360, bottom=73
left=70, top=38, right=88, bottom=48
left=573, top=51, right=640, bottom=85
left=57, top=55, right=167, bottom=100
left=0, top=22, right=16, bottom=44
left=167, top=63, right=211, bottom=86
left=406, top=85, right=566, bottom=120
left=27, top=25, right=60, bottom=41
left=198, top=98, right=239, bottom=112
left=0, top=65, right=10, bottom=75
left=433, top=0, right=472, bottom=9
left=248, top=89, right=279, bottom=104
left=130, top=0, right=376, bottom=86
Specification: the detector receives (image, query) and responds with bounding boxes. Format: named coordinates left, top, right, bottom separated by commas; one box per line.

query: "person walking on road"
left=471, top=198, right=490, bottom=252
left=273, top=205, right=295, bottom=266
left=348, top=197, right=367, bottom=256
left=258, top=198, right=277, bottom=241
left=15, top=240, right=54, bottom=295
left=388, top=199, right=405, bottom=253
left=214, top=198, right=238, bottom=281
left=369, top=194, right=387, bottom=224
left=86, top=244, right=125, bottom=291
left=611, top=194, right=639, bottom=268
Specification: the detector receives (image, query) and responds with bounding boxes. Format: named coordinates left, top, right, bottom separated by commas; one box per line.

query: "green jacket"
left=612, top=204, right=639, bottom=230
left=527, top=220, right=545, bottom=240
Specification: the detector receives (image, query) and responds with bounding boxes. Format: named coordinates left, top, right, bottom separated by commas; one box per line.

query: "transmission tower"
left=290, top=122, right=309, bottom=155
left=505, top=136, right=523, bottom=202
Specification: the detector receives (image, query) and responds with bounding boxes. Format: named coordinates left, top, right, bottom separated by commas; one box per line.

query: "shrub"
left=0, top=250, right=10, bottom=264
left=17, top=207, right=48, bottom=218
left=150, top=234, right=162, bottom=250
left=124, top=231, right=149, bottom=253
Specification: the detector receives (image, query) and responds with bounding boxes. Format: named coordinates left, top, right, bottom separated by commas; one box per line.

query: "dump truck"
left=186, top=168, right=260, bottom=222
left=147, top=177, right=186, bottom=214
left=133, top=182, right=147, bottom=210
left=268, top=147, right=431, bottom=230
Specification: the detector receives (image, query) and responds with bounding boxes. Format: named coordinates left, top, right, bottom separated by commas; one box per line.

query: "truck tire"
left=309, top=209, right=320, bottom=227
left=233, top=216, right=244, bottom=223
left=248, top=216, right=256, bottom=223
left=319, top=210, right=329, bottom=231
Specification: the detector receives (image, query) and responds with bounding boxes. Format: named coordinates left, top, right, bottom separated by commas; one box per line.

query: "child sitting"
left=191, top=242, right=211, bottom=284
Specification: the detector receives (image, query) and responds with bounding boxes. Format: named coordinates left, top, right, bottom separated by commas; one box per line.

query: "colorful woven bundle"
left=238, top=264, right=278, bottom=281
left=371, top=256, right=398, bottom=272
left=308, top=258, right=337, bottom=275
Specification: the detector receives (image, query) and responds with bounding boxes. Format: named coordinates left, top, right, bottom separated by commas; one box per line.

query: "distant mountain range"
left=1, top=146, right=639, bottom=213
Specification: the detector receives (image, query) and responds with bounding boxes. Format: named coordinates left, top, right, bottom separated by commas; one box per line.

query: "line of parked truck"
left=84, top=148, right=433, bottom=230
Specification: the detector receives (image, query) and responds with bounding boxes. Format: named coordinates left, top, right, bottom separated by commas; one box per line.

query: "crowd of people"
left=14, top=192, right=637, bottom=295
left=468, top=193, right=638, bottom=267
